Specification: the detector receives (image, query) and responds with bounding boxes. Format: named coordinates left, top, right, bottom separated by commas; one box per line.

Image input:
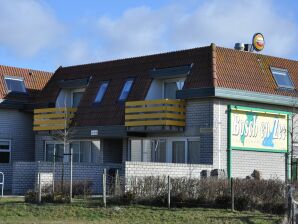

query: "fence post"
left=231, top=177, right=234, bottom=212
left=115, top=169, right=119, bottom=196
left=38, top=172, right=42, bottom=204
left=168, top=176, right=171, bottom=209
left=103, top=169, right=106, bottom=208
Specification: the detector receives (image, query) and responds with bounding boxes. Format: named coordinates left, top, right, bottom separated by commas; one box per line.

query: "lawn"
left=0, top=197, right=283, bottom=224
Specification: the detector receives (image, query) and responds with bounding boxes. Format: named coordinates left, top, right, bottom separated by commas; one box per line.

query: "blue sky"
left=0, top=0, right=298, bottom=72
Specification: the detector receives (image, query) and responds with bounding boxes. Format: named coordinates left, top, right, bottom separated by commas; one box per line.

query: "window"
left=45, top=143, right=64, bottom=162
left=72, top=89, right=84, bottom=107
left=94, top=81, right=109, bottom=103
left=163, top=79, right=185, bottom=99
left=0, top=140, right=10, bottom=163
left=188, top=140, right=200, bottom=164
left=119, top=79, right=134, bottom=101
left=69, top=141, right=97, bottom=163
left=152, top=140, right=166, bottom=162
left=172, top=141, right=185, bottom=163
left=5, top=77, right=26, bottom=93
left=271, top=67, right=294, bottom=89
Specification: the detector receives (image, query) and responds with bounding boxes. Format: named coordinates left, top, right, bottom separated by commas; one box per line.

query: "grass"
left=0, top=197, right=283, bottom=224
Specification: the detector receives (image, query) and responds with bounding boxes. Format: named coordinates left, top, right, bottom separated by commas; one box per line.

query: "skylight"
left=5, top=77, right=26, bottom=93
left=270, top=67, right=294, bottom=90
left=119, top=79, right=134, bottom=101
left=94, top=81, right=109, bottom=103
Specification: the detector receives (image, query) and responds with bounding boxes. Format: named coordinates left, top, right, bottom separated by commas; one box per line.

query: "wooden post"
left=115, top=169, right=119, bottom=196
left=70, top=147, right=73, bottom=203
left=231, top=177, right=234, bottom=212
left=38, top=172, right=42, bottom=204
left=167, top=176, right=171, bottom=209
left=103, top=169, right=106, bottom=208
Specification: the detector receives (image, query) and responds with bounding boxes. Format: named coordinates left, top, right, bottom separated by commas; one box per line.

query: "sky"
left=0, top=0, right=298, bottom=72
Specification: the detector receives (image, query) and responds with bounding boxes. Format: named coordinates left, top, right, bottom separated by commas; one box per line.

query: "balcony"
left=125, top=99, right=185, bottom=132
left=33, top=108, right=77, bottom=131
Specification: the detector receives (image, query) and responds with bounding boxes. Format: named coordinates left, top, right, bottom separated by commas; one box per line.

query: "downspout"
left=218, top=99, right=221, bottom=169
left=227, top=105, right=232, bottom=180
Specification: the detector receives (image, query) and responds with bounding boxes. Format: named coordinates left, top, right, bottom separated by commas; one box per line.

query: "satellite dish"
left=252, top=33, right=265, bottom=52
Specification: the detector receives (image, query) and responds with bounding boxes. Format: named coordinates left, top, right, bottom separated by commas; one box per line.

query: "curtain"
left=188, top=141, right=200, bottom=164
left=172, top=141, right=185, bottom=163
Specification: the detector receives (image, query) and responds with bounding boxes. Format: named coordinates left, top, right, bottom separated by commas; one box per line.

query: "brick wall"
left=12, top=161, right=123, bottom=195
left=0, top=109, right=35, bottom=192
left=213, top=99, right=291, bottom=180
left=125, top=161, right=212, bottom=178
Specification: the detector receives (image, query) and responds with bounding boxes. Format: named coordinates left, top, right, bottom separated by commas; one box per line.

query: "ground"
left=0, top=197, right=283, bottom=224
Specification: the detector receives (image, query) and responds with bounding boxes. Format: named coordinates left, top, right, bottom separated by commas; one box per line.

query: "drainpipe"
left=218, top=99, right=221, bottom=170
left=227, top=105, right=232, bottom=180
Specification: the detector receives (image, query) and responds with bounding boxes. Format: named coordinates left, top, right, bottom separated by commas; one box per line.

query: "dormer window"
left=163, top=78, right=185, bottom=99
left=270, top=67, right=294, bottom=90
left=4, top=76, right=26, bottom=93
left=72, top=89, right=85, bottom=107
left=94, top=81, right=109, bottom=103
left=119, top=79, right=134, bottom=101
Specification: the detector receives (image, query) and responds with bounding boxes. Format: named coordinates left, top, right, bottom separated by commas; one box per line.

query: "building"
left=8, top=43, right=298, bottom=194
left=0, top=65, right=52, bottom=193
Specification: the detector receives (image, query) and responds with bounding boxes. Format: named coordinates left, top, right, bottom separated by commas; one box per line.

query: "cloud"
left=95, top=0, right=298, bottom=60
left=0, top=0, right=64, bottom=57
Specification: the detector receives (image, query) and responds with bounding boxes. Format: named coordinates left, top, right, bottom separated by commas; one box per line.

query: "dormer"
left=55, top=77, right=90, bottom=108
left=145, top=64, right=193, bottom=100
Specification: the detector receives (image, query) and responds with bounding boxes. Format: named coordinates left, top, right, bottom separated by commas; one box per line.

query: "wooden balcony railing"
left=33, top=107, right=77, bottom=131
left=125, top=99, right=185, bottom=127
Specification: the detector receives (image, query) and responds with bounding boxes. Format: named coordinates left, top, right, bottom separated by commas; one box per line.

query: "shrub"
left=25, top=190, right=37, bottom=203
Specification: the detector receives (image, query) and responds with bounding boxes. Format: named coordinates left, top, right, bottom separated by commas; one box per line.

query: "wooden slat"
left=34, top=119, right=72, bottom=125
left=34, top=113, right=75, bottom=119
left=126, top=99, right=184, bottom=107
left=125, top=113, right=185, bottom=120
left=125, top=106, right=185, bottom=113
left=34, top=107, right=77, bottom=113
left=125, top=120, right=185, bottom=127
left=33, top=125, right=66, bottom=131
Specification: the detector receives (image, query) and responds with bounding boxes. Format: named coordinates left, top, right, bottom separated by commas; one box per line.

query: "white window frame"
left=4, top=76, right=26, bottom=93
left=129, top=137, right=200, bottom=164
left=162, top=78, right=185, bottom=99
left=44, top=140, right=98, bottom=163
left=71, top=88, right=85, bottom=107
left=0, top=139, right=11, bottom=164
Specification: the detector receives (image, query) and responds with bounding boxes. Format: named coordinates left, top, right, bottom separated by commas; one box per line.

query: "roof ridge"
left=211, top=43, right=218, bottom=87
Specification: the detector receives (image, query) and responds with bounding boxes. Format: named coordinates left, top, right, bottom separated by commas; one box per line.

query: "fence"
left=101, top=171, right=287, bottom=214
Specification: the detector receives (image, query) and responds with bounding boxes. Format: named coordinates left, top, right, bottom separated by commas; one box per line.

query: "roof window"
left=4, top=76, right=26, bottom=93
left=119, top=79, right=134, bottom=101
left=270, top=67, right=294, bottom=90
left=94, top=81, right=109, bottom=103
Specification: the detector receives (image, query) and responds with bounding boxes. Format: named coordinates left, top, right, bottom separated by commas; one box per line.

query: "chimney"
left=234, top=43, right=245, bottom=51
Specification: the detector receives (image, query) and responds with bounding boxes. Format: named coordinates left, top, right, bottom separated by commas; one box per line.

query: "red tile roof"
left=0, top=65, right=52, bottom=101
left=36, top=44, right=298, bottom=127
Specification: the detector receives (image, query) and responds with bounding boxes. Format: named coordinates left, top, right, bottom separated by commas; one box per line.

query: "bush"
left=25, top=190, right=37, bottom=203
left=124, top=176, right=286, bottom=214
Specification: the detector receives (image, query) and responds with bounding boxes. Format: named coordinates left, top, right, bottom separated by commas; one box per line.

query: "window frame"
left=71, top=88, right=85, bottom=108
left=118, top=78, right=134, bottom=101
left=93, top=81, right=109, bottom=104
left=162, top=78, right=185, bottom=99
left=4, top=76, right=27, bottom=93
left=0, top=139, right=11, bottom=164
left=270, top=67, right=295, bottom=90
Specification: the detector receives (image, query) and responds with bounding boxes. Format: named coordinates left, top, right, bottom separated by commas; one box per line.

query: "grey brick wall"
left=0, top=109, right=35, bottom=192
left=12, top=161, right=123, bottom=195
left=213, top=99, right=292, bottom=180
left=125, top=161, right=212, bottom=178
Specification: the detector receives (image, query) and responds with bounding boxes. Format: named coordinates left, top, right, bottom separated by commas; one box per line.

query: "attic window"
left=119, top=79, right=134, bottom=101
left=94, top=81, right=109, bottom=103
left=270, top=67, right=294, bottom=90
left=4, top=76, right=26, bottom=93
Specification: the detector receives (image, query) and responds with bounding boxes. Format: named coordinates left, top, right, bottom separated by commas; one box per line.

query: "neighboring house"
left=0, top=65, right=52, bottom=193
left=11, top=43, right=298, bottom=194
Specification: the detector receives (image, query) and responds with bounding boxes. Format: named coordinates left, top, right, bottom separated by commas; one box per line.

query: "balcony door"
left=163, top=78, right=185, bottom=99
left=71, top=89, right=85, bottom=107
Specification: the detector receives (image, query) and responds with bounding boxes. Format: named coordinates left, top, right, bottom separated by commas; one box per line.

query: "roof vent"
left=234, top=43, right=245, bottom=51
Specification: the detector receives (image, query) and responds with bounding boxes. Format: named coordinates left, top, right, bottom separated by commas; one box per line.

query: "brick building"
left=7, top=43, right=298, bottom=194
